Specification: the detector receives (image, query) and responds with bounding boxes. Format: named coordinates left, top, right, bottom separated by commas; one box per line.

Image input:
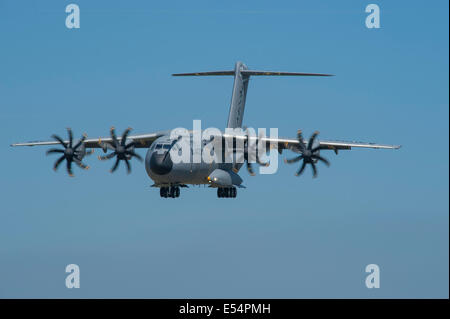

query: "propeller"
left=98, top=127, right=142, bottom=174
left=284, top=130, right=330, bottom=178
left=235, top=127, right=269, bottom=176
left=46, top=128, right=92, bottom=177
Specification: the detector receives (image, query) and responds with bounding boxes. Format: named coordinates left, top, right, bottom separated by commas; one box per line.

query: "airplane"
left=11, top=61, right=401, bottom=199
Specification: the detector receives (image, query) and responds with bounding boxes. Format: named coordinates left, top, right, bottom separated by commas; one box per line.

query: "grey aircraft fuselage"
left=145, top=134, right=242, bottom=187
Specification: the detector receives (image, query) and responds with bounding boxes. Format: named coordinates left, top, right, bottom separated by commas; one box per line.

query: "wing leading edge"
left=11, top=131, right=168, bottom=149
left=222, top=134, right=401, bottom=152
left=264, top=137, right=401, bottom=151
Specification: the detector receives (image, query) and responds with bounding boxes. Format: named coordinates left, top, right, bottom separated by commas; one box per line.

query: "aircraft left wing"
left=220, top=129, right=400, bottom=177
left=223, top=131, right=401, bottom=153
left=261, top=136, right=401, bottom=153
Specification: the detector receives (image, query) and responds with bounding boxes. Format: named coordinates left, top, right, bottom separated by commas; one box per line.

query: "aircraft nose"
left=150, top=151, right=173, bottom=175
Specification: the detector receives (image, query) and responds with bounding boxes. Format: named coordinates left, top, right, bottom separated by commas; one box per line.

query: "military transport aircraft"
left=11, top=62, right=400, bottom=198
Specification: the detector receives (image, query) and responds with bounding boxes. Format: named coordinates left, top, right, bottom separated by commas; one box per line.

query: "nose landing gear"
left=160, top=186, right=180, bottom=198
left=217, top=187, right=237, bottom=198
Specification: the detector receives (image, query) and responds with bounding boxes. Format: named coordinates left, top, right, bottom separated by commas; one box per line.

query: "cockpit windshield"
left=153, top=143, right=171, bottom=151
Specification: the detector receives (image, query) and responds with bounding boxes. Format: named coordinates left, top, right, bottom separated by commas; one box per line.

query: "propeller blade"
left=46, top=148, right=64, bottom=155
left=121, top=127, right=132, bottom=146
left=124, top=158, right=131, bottom=174
left=128, top=150, right=143, bottom=162
left=296, top=161, right=307, bottom=176
left=308, top=131, right=319, bottom=150
left=74, top=158, right=89, bottom=170
left=311, top=146, right=321, bottom=153
left=125, top=141, right=136, bottom=149
left=110, top=158, right=120, bottom=173
left=297, top=129, right=306, bottom=150
left=53, top=155, right=66, bottom=171
left=51, top=134, right=67, bottom=148
left=110, top=127, right=119, bottom=146
left=312, top=154, right=330, bottom=167
left=284, top=155, right=303, bottom=164
left=73, top=133, right=87, bottom=150
left=66, top=159, right=74, bottom=177
left=101, top=142, right=116, bottom=152
left=67, top=128, right=73, bottom=148
left=311, top=162, right=318, bottom=178
left=98, top=153, right=116, bottom=161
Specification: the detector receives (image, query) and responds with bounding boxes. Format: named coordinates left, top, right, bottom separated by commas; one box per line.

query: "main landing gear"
left=217, top=187, right=237, bottom=198
left=160, top=186, right=180, bottom=198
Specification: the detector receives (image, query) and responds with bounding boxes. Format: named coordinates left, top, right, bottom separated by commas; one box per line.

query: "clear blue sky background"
left=0, top=0, right=448, bottom=298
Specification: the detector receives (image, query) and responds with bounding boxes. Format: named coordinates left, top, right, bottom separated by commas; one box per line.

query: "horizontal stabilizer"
left=241, top=70, right=333, bottom=76
left=172, top=70, right=333, bottom=77
left=172, top=71, right=235, bottom=76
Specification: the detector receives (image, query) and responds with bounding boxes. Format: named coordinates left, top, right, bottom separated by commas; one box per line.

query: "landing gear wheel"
left=217, top=187, right=237, bottom=198
left=162, top=186, right=180, bottom=198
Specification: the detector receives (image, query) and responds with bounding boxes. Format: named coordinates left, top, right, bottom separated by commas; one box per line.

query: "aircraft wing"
left=10, top=130, right=168, bottom=149
left=225, top=133, right=401, bottom=153
left=262, top=136, right=401, bottom=153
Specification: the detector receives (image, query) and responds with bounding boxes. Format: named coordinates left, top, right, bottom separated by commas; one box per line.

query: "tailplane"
left=172, top=62, right=333, bottom=128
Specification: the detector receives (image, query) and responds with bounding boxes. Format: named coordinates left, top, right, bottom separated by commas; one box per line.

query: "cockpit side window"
left=162, top=144, right=171, bottom=150
left=155, top=144, right=162, bottom=149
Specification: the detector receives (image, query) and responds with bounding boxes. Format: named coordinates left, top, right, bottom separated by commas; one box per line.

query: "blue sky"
left=0, top=0, right=448, bottom=298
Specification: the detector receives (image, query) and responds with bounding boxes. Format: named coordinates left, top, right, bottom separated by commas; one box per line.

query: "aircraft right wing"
left=11, top=128, right=169, bottom=149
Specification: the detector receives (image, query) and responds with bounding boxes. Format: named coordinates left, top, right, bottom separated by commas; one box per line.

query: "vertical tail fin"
left=172, top=62, right=333, bottom=128
left=227, top=61, right=249, bottom=128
